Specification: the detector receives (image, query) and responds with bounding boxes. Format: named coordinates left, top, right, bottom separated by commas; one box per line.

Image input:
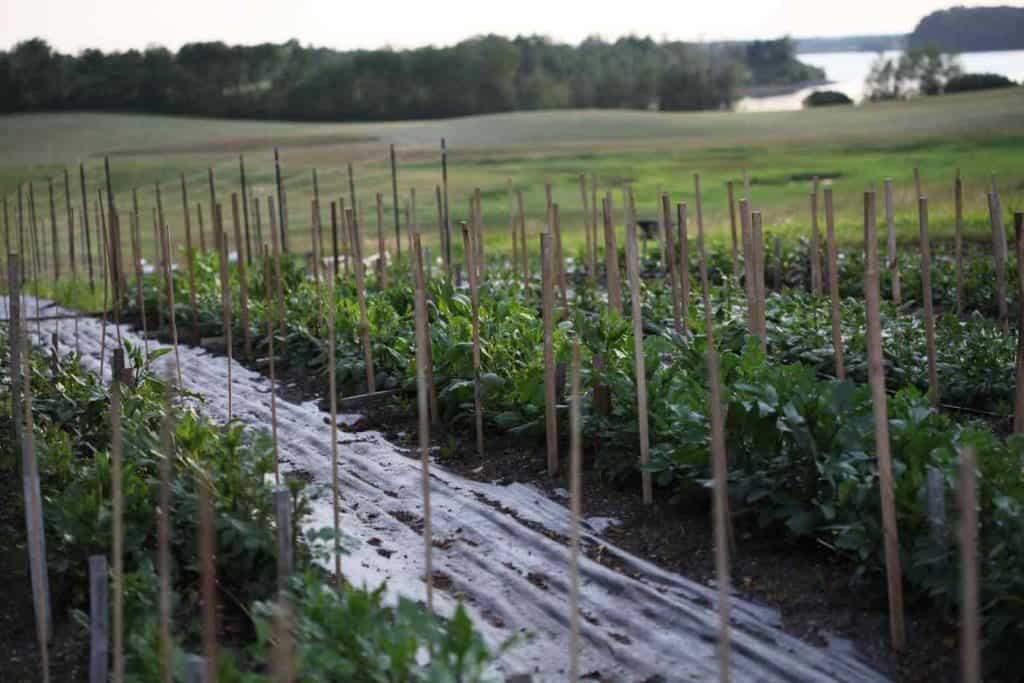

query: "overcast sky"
left=0, top=0, right=1014, bottom=53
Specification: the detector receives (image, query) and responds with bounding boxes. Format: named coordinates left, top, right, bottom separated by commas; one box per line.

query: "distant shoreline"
left=741, top=79, right=832, bottom=98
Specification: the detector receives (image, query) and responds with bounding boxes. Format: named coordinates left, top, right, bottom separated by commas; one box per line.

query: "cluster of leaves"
left=0, top=333, right=498, bottom=681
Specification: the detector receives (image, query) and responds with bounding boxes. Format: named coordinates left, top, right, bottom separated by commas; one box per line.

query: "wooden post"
left=196, top=202, right=207, bottom=253
left=1014, top=213, right=1024, bottom=435
left=231, top=194, right=252, bottom=359
left=259, top=248, right=282, bottom=489
left=567, top=341, right=583, bottom=683
left=918, top=196, right=939, bottom=409
left=324, top=242, right=341, bottom=584
left=376, top=193, right=388, bottom=288
left=347, top=207, right=375, bottom=393
left=150, top=206, right=164, bottom=333
left=89, top=555, right=108, bottom=683
left=412, top=233, right=434, bottom=612
left=661, top=193, right=682, bottom=334
left=239, top=155, right=252, bottom=266
left=913, top=166, right=922, bottom=199
left=625, top=207, right=653, bottom=505
left=541, top=233, right=558, bottom=477
left=274, top=148, right=289, bottom=253
left=954, top=171, right=965, bottom=316
left=517, top=190, right=529, bottom=290
left=987, top=190, right=1009, bottom=331
left=389, top=144, right=402, bottom=261
left=181, top=174, right=200, bottom=345
left=863, top=190, right=906, bottom=652
left=64, top=169, right=76, bottom=281
left=958, top=446, right=980, bottom=683
left=809, top=181, right=822, bottom=296
left=462, top=224, right=484, bottom=457
left=602, top=195, right=622, bottom=313
left=824, top=188, right=846, bottom=380
left=197, top=475, right=218, bottom=681
left=111, top=348, right=125, bottom=683
left=883, top=179, right=900, bottom=304
left=157, top=403, right=174, bottom=683
left=694, top=174, right=732, bottom=682
left=160, top=225, right=183, bottom=389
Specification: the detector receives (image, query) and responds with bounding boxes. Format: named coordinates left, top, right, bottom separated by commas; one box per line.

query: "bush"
left=802, top=90, right=854, bottom=107
left=944, top=72, right=1017, bottom=93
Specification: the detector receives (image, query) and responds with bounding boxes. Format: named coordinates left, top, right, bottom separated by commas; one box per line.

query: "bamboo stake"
left=268, top=196, right=285, bottom=334
left=181, top=174, right=200, bottom=345
left=313, top=171, right=325, bottom=276
left=473, top=188, right=485, bottom=281
left=661, top=193, right=682, bottom=334
left=987, top=190, right=1009, bottom=331
left=252, top=197, right=264, bottom=252
left=197, top=473, right=218, bottom=681
left=678, top=201, right=690, bottom=334
left=954, top=171, right=965, bottom=316
left=274, top=148, right=288, bottom=253
left=739, top=199, right=755, bottom=334
left=441, top=139, right=452, bottom=272
left=517, top=190, right=529, bottom=290
left=412, top=233, right=434, bottom=612
left=240, top=155, right=252, bottom=266
left=161, top=225, right=183, bottom=389
left=329, top=201, right=339, bottom=283
left=694, top=175, right=732, bottom=682
left=111, top=349, right=125, bottom=683
left=97, top=202, right=109, bottom=380
left=602, top=195, right=622, bottom=313
left=958, top=445, right=980, bottom=683
left=347, top=207, right=375, bottom=393
left=462, top=223, right=484, bottom=457
left=231, top=194, right=252, bottom=359
left=435, top=185, right=446, bottom=276
left=752, top=211, right=767, bottom=347
left=883, top=179, right=900, bottom=304
left=197, top=202, right=207, bottom=253
left=824, top=188, right=846, bottom=380
left=89, top=555, right=108, bottom=683
left=322, top=239, right=341, bottom=584
left=625, top=199, right=653, bottom=505
left=864, top=189, right=906, bottom=652
left=260, top=247, right=281, bottom=489
left=157, top=401, right=174, bottom=683
left=1014, top=212, right=1024, bottom=435
left=64, top=169, right=76, bottom=281
left=567, top=340, right=583, bottom=683
left=103, top=157, right=126, bottom=308
left=541, top=233, right=558, bottom=478
left=376, top=193, right=388, bottom=288
left=389, top=144, right=402, bottom=262
left=918, top=196, right=939, bottom=409
left=809, top=181, right=822, bottom=296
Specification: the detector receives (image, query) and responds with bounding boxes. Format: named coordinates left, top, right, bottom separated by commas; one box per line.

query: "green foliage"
left=802, top=90, right=854, bottom=108
left=945, top=73, right=1018, bottom=94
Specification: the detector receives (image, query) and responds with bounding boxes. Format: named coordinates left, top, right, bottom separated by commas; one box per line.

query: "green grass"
left=1, top=87, right=1023, bottom=276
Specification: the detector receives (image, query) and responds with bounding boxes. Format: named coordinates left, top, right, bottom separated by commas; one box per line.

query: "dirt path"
left=18, top=299, right=886, bottom=682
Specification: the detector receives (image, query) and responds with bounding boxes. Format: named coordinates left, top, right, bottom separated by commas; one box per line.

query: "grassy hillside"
left=1, top=87, right=1023, bottom=268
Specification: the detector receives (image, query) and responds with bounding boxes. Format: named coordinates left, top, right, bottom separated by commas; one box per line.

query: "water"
left=738, top=49, right=1024, bottom=112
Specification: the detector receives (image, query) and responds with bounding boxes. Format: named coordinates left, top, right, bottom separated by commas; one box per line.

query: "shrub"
left=944, top=72, right=1017, bottom=93
left=803, top=90, right=854, bottom=107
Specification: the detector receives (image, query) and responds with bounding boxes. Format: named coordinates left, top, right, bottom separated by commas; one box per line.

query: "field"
left=2, top=86, right=1024, bottom=265
left=3, top=87, right=1024, bottom=682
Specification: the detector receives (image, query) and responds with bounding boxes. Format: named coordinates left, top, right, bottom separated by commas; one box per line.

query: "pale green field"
left=1, top=87, right=1023, bottom=275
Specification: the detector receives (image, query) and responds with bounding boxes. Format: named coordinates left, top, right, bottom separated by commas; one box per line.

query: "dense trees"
left=0, top=34, right=818, bottom=120
left=909, top=5, right=1024, bottom=52
left=864, top=46, right=963, bottom=100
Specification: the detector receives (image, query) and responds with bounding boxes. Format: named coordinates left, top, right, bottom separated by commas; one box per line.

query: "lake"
left=737, top=49, right=1024, bottom=112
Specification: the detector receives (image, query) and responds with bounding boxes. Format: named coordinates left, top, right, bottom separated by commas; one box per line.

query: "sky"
left=0, top=0, right=1016, bottom=53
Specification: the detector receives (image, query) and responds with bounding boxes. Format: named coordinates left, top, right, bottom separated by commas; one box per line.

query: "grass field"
left=2, top=87, right=1023, bottom=268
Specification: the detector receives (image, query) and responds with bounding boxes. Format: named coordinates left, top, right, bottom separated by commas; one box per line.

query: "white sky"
left=1, top=0, right=1017, bottom=53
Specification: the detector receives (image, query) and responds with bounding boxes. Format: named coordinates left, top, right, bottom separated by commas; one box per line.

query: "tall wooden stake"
left=727, top=180, right=740, bottom=282
left=462, top=223, right=484, bottom=457
left=216, top=216, right=234, bottom=420
left=268, top=197, right=285, bottom=334
left=347, top=207, right=375, bottom=393
left=517, top=190, right=529, bottom=290
left=954, top=171, right=965, bottom=316
left=274, top=149, right=288, bottom=253
left=160, top=225, right=183, bottom=389
left=181, top=174, right=200, bottom=345
left=541, top=233, right=558, bottom=477
left=48, top=177, right=60, bottom=281
left=678, top=201, right=690, bottom=333
left=625, top=202, right=653, bottom=505
left=824, top=188, right=846, bottom=380
left=412, top=234, right=434, bottom=612
left=324, top=242, right=341, bottom=585
left=239, top=155, right=252, bottom=266
left=64, top=169, right=76, bottom=281
left=987, top=190, right=1009, bottom=331
left=661, top=193, right=682, bottom=334
left=231, top=194, right=252, bottom=359
left=111, top=349, right=125, bottom=683
left=864, top=190, right=906, bottom=652
left=602, top=195, right=622, bottom=313
left=918, top=196, right=939, bottom=409
left=580, top=173, right=594, bottom=282
left=390, top=144, right=402, bottom=261
left=567, top=340, right=583, bottom=683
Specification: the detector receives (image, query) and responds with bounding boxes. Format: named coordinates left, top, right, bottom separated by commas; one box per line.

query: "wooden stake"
left=128, top=203, right=149, bottom=357
left=252, top=197, right=264, bottom=252
left=390, top=144, right=402, bottom=261
left=434, top=185, right=447, bottom=275
left=541, top=233, right=558, bottom=477
left=259, top=248, right=282, bottom=489
left=274, top=149, right=288, bottom=253
left=954, top=171, right=965, bottom=316
left=987, top=190, right=1009, bottom=331
left=89, top=555, right=108, bottom=683
left=160, top=225, right=183, bottom=389
left=8, top=255, right=22, bottom=457
left=181, top=174, right=200, bottom=345
left=157, top=402, right=174, bottom=683
left=913, top=166, right=922, bottom=199
left=274, top=488, right=293, bottom=592
left=111, top=348, right=125, bottom=683
left=64, top=169, right=76, bottom=281
left=441, top=139, right=452, bottom=272
left=376, top=193, right=388, bottom=288
left=323, top=240, right=341, bottom=584
left=918, top=196, right=939, bottom=409
left=625, top=202, right=653, bottom=505
left=196, top=202, right=207, bottom=253
left=197, top=473, right=218, bottom=681
left=268, top=196, right=285, bottom=334
left=661, top=193, right=682, bottom=334
left=809, top=181, right=822, bottom=296
left=863, top=190, right=906, bottom=652
left=48, top=177, right=60, bottom=280
left=151, top=206, right=165, bottom=333
left=517, top=190, right=529, bottom=290
left=580, top=173, right=594, bottom=282
left=240, top=155, right=252, bottom=266
left=602, top=195, right=622, bottom=313
left=739, top=199, right=755, bottom=334
left=462, top=223, right=484, bottom=457
left=590, top=174, right=599, bottom=278
left=752, top=211, right=767, bottom=347
left=567, top=340, right=583, bottom=683
left=824, top=188, right=846, bottom=380
left=310, top=200, right=322, bottom=284
left=231, top=194, right=252, bottom=359
left=347, top=207, right=375, bottom=393
left=678, top=201, right=690, bottom=334
left=694, top=174, right=731, bottom=682
left=958, top=446, right=980, bottom=683
left=883, top=179, right=901, bottom=304
left=216, top=217, right=234, bottom=420
left=412, top=233, right=434, bottom=611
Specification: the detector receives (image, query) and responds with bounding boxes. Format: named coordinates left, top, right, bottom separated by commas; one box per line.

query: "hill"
left=909, top=5, right=1024, bottom=52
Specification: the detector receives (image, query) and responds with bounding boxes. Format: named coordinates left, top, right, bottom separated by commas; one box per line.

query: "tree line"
left=0, top=35, right=822, bottom=121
